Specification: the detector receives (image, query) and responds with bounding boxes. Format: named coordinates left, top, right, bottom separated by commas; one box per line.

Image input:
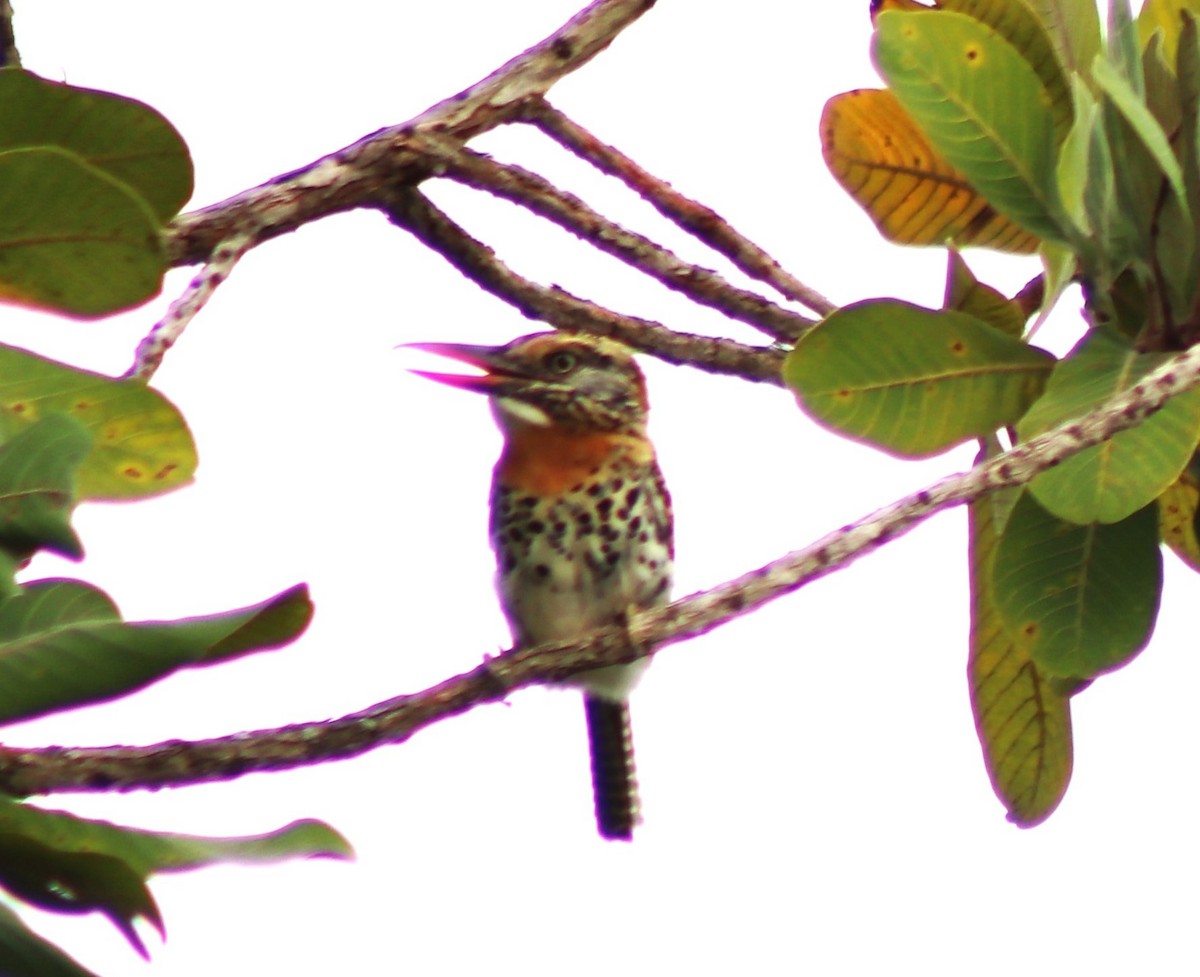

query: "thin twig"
left=381, top=188, right=786, bottom=384
left=166, top=0, right=656, bottom=265
left=3, top=338, right=1198, bottom=797
left=126, top=233, right=252, bottom=381
left=526, top=99, right=837, bottom=317
left=430, top=139, right=812, bottom=341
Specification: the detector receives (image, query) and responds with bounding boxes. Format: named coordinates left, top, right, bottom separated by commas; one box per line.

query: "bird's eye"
left=546, top=351, right=576, bottom=374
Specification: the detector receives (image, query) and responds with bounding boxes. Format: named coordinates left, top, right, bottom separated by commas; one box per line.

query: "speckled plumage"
left=490, top=450, right=672, bottom=653
left=412, top=332, right=673, bottom=840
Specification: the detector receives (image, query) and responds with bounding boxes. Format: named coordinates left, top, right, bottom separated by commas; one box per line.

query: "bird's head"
left=408, top=332, right=650, bottom=434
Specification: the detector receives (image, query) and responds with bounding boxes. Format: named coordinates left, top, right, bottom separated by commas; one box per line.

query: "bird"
left=409, top=331, right=674, bottom=840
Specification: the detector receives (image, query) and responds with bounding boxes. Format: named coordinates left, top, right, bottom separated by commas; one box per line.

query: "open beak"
left=402, top=341, right=511, bottom=393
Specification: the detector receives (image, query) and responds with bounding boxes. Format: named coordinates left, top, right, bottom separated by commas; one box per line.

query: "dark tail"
left=583, top=694, right=639, bottom=841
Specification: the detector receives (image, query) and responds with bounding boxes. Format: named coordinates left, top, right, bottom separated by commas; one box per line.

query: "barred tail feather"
left=584, top=695, right=639, bottom=841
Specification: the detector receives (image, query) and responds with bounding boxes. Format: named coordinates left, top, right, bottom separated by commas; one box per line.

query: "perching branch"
left=4, top=339, right=1197, bottom=796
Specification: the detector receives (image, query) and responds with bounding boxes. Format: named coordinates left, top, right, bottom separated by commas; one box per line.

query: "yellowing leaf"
left=969, top=486, right=1072, bottom=826
left=1138, top=0, right=1200, bottom=64
left=0, top=344, right=195, bottom=501
left=871, top=0, right=936, bottom=15
left=821, top=89, right=1038, bottom=252
left=1159, top=463, right=1200, bottom=571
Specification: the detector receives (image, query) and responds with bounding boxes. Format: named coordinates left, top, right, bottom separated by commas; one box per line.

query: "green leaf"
left=1056, top=75, right=1101, bottom=239
left=0, top=834, right=161, bottom=958
left=166, top=583, right=315, bottom=662
left=1092, top=56, right=1190, bottom=225
left=0, top=580, right=118, bottom=641
left=1082, top=87, right=1127, bottom=257
left=0, top=70, right=193, bottom=317
left=1172, top=13, right=1200, bottom=314
left=1143, top=30, right=1183, bottom=135
left=1146, top=20, right=1194, bottom=320
left=1099, top=265, right=1157, bottom=340
left=0, top=902, right=102, bottom=977
left=0, top=554, right=21, bottom=603
left=115, top=818, right=355, bottom=874
left=1023, top=0, right=1102, bottom=76
left=0, top=583, right=313, bottom=726
left=0, top=415, right=91, bottom=561
left=969, top=474, right=1072, bottom=826
left=1158, top=177, right=1197, bottom=322
left=0, top=147, right=165, bottom=318
left=873, top=9, right=1068, bottom=242
left=0, top=798, right=353, bottom=875
left=1108, top=0, right=1145, bottom=95
left=0, top=70, right=191, bottom=222
left=1017, top=330, right=1200, bottom=523
left=0, top=343, right=195, bottom=500
left=784, top=300, right=1054, bottom=458
left=943, top=251, right=1027, bottom=337
left=1101, top=129, right=1169, bottom=297
left=940, top=0, right=1073, bottom=135
left=0, top=799, right=351, bottom=961
left=992, top=491, right=1162, bottom=679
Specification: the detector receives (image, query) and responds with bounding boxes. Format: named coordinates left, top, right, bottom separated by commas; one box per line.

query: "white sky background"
left=0, top=1, right=1195, bottom=974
